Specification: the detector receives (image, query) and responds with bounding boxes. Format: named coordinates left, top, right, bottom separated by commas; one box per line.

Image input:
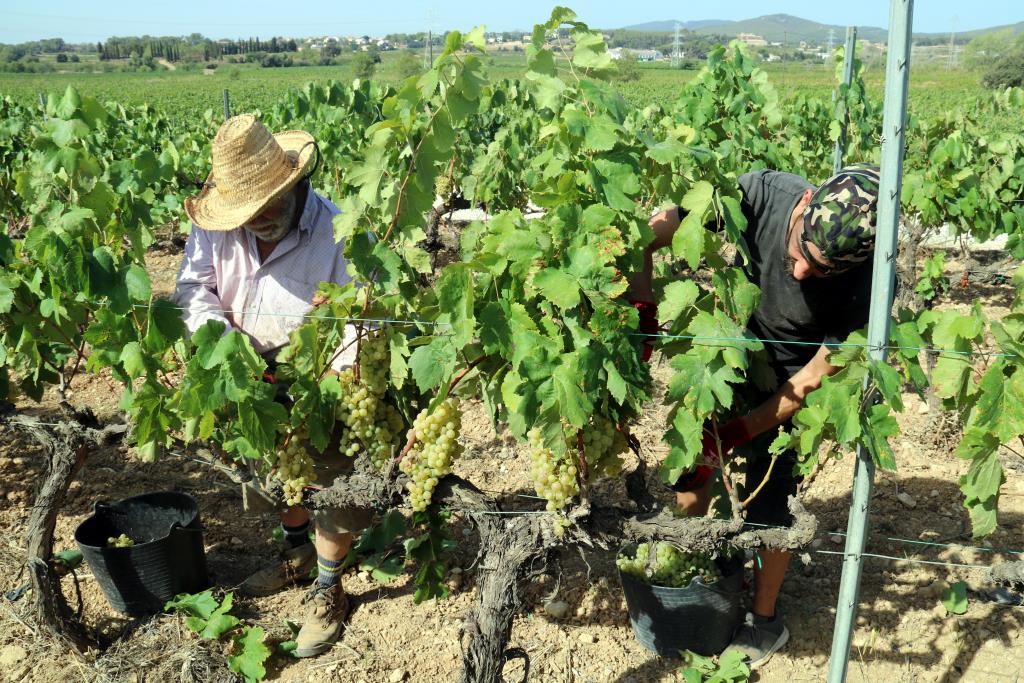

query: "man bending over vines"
left=631, top=166, right=881, bottom=668
left=174, top=114, right=363, bottom=658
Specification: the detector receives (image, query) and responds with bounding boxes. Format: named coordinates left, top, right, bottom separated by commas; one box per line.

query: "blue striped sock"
left=316, top=556, right=343, bottom=588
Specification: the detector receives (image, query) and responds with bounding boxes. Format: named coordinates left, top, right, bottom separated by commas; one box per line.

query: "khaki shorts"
left=309, top=450, right=371, bottom=534
left=237, top=441, right=371, bottom=535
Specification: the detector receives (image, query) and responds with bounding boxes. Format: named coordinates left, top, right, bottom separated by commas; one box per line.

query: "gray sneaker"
left=725, top=612, right=790, bottom=669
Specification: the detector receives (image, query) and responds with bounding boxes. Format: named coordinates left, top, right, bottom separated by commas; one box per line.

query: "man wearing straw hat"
left=630, top=166, right=881, bottom=669
left=175, top=114, right=365, bottom=658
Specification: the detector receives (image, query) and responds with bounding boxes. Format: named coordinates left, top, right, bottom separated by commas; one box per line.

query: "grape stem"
left=575, top=429, right=589, bottom=498
left=316, top=323, right=370, bottom=382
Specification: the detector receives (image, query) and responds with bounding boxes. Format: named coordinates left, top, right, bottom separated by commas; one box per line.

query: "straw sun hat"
left=184, top=114, right=317, bottom=231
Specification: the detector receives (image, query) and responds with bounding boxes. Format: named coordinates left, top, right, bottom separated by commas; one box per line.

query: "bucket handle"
left=168, top=521, right=205, bottom=538
left=693, top=576, right=745, bottom=598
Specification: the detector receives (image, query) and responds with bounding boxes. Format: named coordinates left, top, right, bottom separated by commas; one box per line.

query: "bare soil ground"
left=1, top=252, right=1023, bottom=683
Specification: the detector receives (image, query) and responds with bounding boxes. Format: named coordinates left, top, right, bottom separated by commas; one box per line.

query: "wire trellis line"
left=811, top=549, right=992, bottom=571
left=81, top=299, right=1014, bottom=360
left=741, top=521, right=1024, bottom=558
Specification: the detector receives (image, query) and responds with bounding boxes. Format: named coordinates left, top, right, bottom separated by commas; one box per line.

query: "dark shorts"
left=737, top=362, right=804, bottom=528
left=734, top=425, right=803, bottom=528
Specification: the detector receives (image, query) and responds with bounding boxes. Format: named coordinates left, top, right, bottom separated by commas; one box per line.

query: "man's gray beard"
left=246, top=219, right=291, bottom=243
left=245, top=190, right=297, bottom=242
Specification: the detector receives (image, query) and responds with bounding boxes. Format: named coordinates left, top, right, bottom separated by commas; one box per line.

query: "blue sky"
left=0, top=0, right=1018, bottom=43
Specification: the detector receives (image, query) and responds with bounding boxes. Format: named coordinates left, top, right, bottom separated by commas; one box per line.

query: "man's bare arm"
left=742, top=344, right=840, bottom=439
left=628, top=207, right=682, bottom=301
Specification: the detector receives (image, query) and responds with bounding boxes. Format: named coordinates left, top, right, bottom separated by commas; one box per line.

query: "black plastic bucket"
left=618, top=544, right=744, bottom=657
left=74, top=491, right=210, bottom=616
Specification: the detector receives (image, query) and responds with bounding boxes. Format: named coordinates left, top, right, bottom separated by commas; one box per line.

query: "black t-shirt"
left=736, top=170, right=872, bottom=384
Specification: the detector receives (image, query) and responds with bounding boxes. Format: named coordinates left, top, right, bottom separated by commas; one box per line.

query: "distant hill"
left=957, top=21, right=1024, bottom=39
left=621, top=13, right=1021, bottom=45
left=622, top=20, right=730, bottom=33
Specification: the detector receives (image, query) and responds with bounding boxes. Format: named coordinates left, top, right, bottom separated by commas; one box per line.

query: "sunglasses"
left=794, top=216, right=845, bottom=278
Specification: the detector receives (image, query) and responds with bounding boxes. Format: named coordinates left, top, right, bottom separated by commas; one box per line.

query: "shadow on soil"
left=5, top=405, right=1023, bottom=683
left=608, top=474, right=1024, bottom=683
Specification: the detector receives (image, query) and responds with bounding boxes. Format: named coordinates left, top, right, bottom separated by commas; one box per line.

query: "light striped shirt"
left=173, top=189, right=358, bottom=369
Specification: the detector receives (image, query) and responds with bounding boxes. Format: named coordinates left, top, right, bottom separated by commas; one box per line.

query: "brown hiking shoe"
left=238, top=543, right=316, bottom=597
left=294, top=583, right=350, bottom=658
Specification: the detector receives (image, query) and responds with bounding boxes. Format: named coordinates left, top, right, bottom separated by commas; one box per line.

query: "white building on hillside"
left=737, top=33, right=768, bottom=47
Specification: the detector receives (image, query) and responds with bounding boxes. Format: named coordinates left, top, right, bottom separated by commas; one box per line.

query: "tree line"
left=97, top=35, right=300, bottom=62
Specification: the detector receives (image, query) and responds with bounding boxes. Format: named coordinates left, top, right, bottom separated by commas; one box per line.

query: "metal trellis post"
left=833, top=27, right=859, bottom=176
left=223, top=89, right=231, bottom=120
left=826, top=2, right=913, bottom=682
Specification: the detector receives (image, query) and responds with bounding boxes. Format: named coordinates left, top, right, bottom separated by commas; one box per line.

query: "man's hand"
left=312, top=291, right=328, bottom=307
left=648, top=206, right=682, bottom=251
left=699, top=417, right=753, bottom=467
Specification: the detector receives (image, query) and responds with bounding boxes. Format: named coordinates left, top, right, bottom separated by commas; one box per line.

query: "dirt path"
left=0, top=255, right=1022, bottom=683
left=157, top=59, right=176, bottom=71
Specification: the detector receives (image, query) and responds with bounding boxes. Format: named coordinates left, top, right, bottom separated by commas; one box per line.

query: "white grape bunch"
left=528, top=428, right=580, bottom=511
left=616, top=542, right=721, bottom=588
left=400, top=398, right=463, bottom=512
left=332, top=331, right=404, bottom=469
left=357, top=331, right=389, bottom=397
left=274, top=433, right=317, bottom=506
left=107, top=534, right=135, bottom=548
left=582, top=415, right=628, bottom=480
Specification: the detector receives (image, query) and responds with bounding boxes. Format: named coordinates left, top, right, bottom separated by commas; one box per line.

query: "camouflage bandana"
left=800, top=165, right=881, bottom=274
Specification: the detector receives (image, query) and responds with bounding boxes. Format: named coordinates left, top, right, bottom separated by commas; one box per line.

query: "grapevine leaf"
left=603, top=359, right=627, bottom=404
left=941, top=581, right=969, bottom=615
left=118, top=342, right=147, bottom=380
left=667, top=351, right=741, bottom=418
left=164, top=590, right=219, bottom=620
left=227, top=627, right=270, bottom=683
left=409, top=336, right=458, bottom=392
left=964, top=363, right=1024, bottom=443
left=479, top=302, right=513, bottom=355
left=589, top=159, right=639, bottom=211
left=0, top=278, right=13, bottom=314
left=768, top=429, right=793, bottom=455
left=862, top=403, right=898, bottom=470
left=525, top=72, right=566, bottom=111
left=353, top=510, right=407, bottom=555
left=711, top=268, right=760, bottom=326
left=931, top=356, right=972, bottom=401
left=660, top=407, right=701, bottom=484
left=551, top=354, right=591, bottom=428
left=719, top=194, right=749, bottom=260
left=143, top=299, right=187, bottom=352
left=359, top=553, right=404, bottom=583
left=680, top=181, right=714, bottom=215
left=436, top=264, right=476, bottom=347
left=868, top=360, right=904, bottom=412
left=959, top=449, right=1004, bottom=537
left=672, top=213, right=705, bottom=271
left=278, top=639, right=298, bottom=658
left=533, top=268, right=580, bottom=310
left=583, top=115, right=619, bottom=151
left=200, top=592, right=240, bottom=639
left=238, top=397, right=287, bottom=455
left=658, top=280, right=699, bottom=322
left=571, top=30, right=614, bottom=73
left=990, top=316, right=1024, bottom=360
left=387, top=328, right=410, bottom=389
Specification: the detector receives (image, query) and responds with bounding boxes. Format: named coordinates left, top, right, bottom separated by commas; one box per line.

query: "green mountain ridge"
left=621, top=14, right=1024, bottom=45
